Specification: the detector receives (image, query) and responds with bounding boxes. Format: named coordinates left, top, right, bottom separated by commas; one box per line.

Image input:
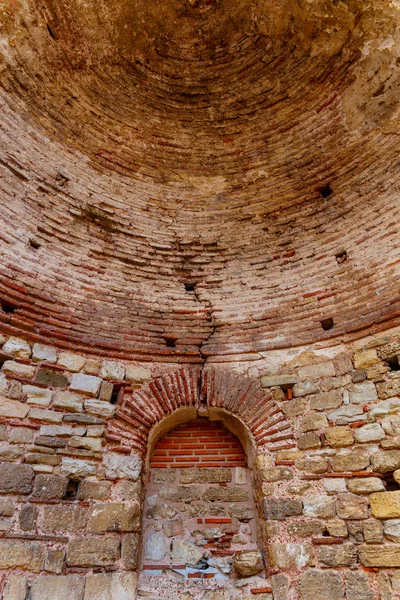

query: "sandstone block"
left=328, top=404, right=364, bottom=424
left=103, top=452, right=141, bottom=480
left=381, top=435, right=400, bottom=449
left=84, top=399, right=115, bottom=418
left=60, top=457, right=98, bottom=478
left=0, top=498, right=14, bottom=517
left=376, top=378, right=400, bottom=400
left=271, top=573, right=290, bottom=600
left=19, top=505, right=38, bottom=530
left=147, top=503, right=178, bottom=519
left=325, top=426, right=354, bottom=447
left=0, top=540, right=45, bottom=572
left=70, top=373, right=102, bottom=396
left=53, top=391, right=83, bottom=412
left=163, top=519, right=183, bottom=537
left=287, top=521, right=325, bottom=538
left=303, top=495, right=336, bottom=518
left=180, top=467, right=231, bottom=484
left=125, top=364, right=151, bottom=383
left=33, top=474, right=68, bottom=499
left=0, top=463, right=33, bottom=493
left=378, top=340, right=400, bottom=361
left=325, top=519, right=348, bottom=537
left=99, top=381, right=113, bottom=401
left=115, top=480, right=141, bottom=500
left=347, top=477, right=385, bottom=495
left=353, top=423, right=385, bottom=443
left=203, top=486, right=249, bottom=502
left=354, top=349, right=379, bottom=370
left=89, top=503, right=140, bottom=532
left=310, top=391, right=342, bottom=411
left=371, top=450, right=400, bottom=472
left=0, top=396, right=29, bottom=418
left=264, top=498, right=302, bottom=520
left=3, top=337, right=31, bottom=358
left=9, top=426, right=34, bottom=444
left=359, top=543, right=400, bottom=567
left=318, top=543, right=357, bottom=567
left=144, top=531, right=166, bottom=561
left=68, top=436, right=102, bottom=451
left=40, top=424, right=84, bottom=437
left=83, top=572, right=137, bottom=600
left=336, top=493, right=368, bottom=519
left=297, top=432, right=321, bottom=449
left=45, top=549, right=65, bottom=573
left=58, top=352, right=86, bottom=372
left=100, top=360, right=125, bottom=380
left=0, top=446, right=24, bottom=461
left=159, top=484, right=200, bottom=502
left=281, top=397, right=308, bottom=417
left=348, top=381, right=378, bottom=404
left=331, top=450, right=370, bottom=472
left=233, top=550, right=264, bottom=576
left=261, top=374, right=297, bottom=387
left=122, top=533, right=139, bottom=569
left=298, top=362, right=335, bottom=381
left=300, top=412, right=328, bottom=432
left=228, top=504, right=254, bottom=521
left=363, top=519, right=383, bottom=543
left=32, top=343, right=57, bottom=363
left=78, top=479, right=111, bottom=500
left=28, top=407, right=63, bottom=423
left=370, top=398, right=400, bottom=418
left=344, top=572, right=373, bottom=600
left=30, top=575, right=85, bottom=600
left=67, top=536, right=120, bottom=567
left=383, top=519, right=400, bottom=541
left=83, top=358, right=101, bottom=375
left=269, top=543, right=311, bottom=569
left=259, top=467, right=293, bottom=482
left=2, top=361, right=35, bottom=379
left=293, top=381, right=318, bottom=397
left=3, top=574, right=27, bottom=600
left=370, top=490, right=400, bottom=518
left=35, top=368, right=68, bottom=388
left=299, top=569, right=344, bottom=600
left=42, top=505, right=88, bottom=532
left=296, top=457, right=328, bottom=474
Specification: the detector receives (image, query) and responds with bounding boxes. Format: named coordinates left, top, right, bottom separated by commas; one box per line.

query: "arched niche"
left=137, top=408, right=269, bottom=599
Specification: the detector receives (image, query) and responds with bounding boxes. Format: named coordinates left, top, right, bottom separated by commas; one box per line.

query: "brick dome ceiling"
left=0, top=0, right=399, bottom=362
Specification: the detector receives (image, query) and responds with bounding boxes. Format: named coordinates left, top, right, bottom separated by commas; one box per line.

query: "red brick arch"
left=107, top=367, right=295, bottom=456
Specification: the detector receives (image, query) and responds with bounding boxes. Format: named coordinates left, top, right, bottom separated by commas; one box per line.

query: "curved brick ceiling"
left=0, top=0, right=400, bottom=361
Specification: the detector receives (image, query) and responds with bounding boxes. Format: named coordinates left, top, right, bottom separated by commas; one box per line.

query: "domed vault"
left=0, top=0, right=400, bottom=362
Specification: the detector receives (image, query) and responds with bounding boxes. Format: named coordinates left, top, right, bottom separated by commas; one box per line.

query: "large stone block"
left=353, top=423, right=385, bottom=443
left=371, top=450, right=400, bottom=473
left=159, top=484, right=200, bottom=502
left=60, top=457, right=98, bottom=478
left=70, top=373, right=102, bottom=396
left=103, top=453, right=141, bottom=480
left=269, top=543, right=312, bottom=569
left=336, top=494, right=368, bottom=520
left=0, top=463, right=34, bottom=494
left=354, top=349, right=379, bottom=370
left=359, top=543, right=400, bottom=567
left=347, top=477, right=385, bottom=495
left=344, top=572, right=373, bottom=600
left=3, top=337, right=31, bottom=358
left=100, top=360, right=125, bottom=380
left=370, top=491, right=400, bottom=518
left=328, top=404, right=364, bottom=424
left=298, top=362, right=335, bottom=381
left=325, top=426, right=354, bottom=447
left=203, top=486, right=249, bottom=502
left=348, top=381, right=378, bottom=404
left=32, top=343, right=57, bottom=363
left=261, top=374, right=297, bottom=387
left=310, top=391, right=342, bottom=411
left=83, top=572, right=137, bottom=600
left=42, top=506, right=88, bottom=532
left=300, top=412, right=328, bottom=432
left=299, top=569, right=344, bottom=600
left=263, top=498, right=302, bottom=520
left=67, top=536, right=120, bottom=567
left=78, top=479, right=111, bottom=500
left=144, top=531, right=166, bottom=562
left=89, top=503, right=140, bottom=532
left=58, top=352, right=86, bottom=372
left=180, top=467, right=231, bottom=484
left=32, top=474, right=68, bottom=499
left=84, top=399, right=115, bottom=418
left=2, top=361, right=35, bottom=379
left=0, top=396, right=29, bottom=418
left=303, top=495, right=336, bottom=518
left=383, top=519, right=400, bottom=541
left=0, top=540, right=45, bottom=572
left=331, top=450, right=370, bottom=472
left=35, top=368, right=68, bottom=388
left=171, top=540, right=204, bottom=566
left=318, top=543, right=357, bottom=567
left=30, top=575, right=85, bottom=600
left=233, top=550, right=264, bottom=576
left=122, top=533, right=139, bottom=569
left=3, top=574, right=27, bottom=600
left=125, top=364, right=151, bottom=383
left=53, top=391, right=83, bottom=412
left=28, top=407, right=63, bottom=423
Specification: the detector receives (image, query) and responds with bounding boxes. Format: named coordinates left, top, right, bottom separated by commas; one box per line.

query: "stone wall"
left=2, top=332, right=400, bottom=597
